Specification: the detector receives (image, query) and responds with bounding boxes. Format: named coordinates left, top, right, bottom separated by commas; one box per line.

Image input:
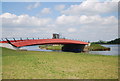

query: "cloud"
left=27, top=2, right=40, bottom=10
left=1, top=13, right=52, bottom=28
left=111, top=0, right=120, bottom=2
left=55, top=14, right=118, bottom=41
left=55, top=4, right=65, bottom=11
left=41, top=8, right=51, bottom=14
left=62, top=1, right=118, bottom=16
left=2, top=27, right=56, bottom=38
left=56, top=15, right=117, bottom=26
left=0, top=13, right=17, bottom=18
left=67, top=28, right=76, bottom=32
left=1, top=13, right=55, bottom=38
left=56, top=15, right=78, bottom=25
left=1, top=10, right=118, bottom=41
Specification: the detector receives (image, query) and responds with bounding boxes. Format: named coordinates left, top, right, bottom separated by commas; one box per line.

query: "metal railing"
left=0, top=37, right=90, bottom=43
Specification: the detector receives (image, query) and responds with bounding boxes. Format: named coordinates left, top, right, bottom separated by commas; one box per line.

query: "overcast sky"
left=1, top=0, right=119, bottom=42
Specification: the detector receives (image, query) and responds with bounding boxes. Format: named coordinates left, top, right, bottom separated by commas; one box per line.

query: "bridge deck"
left=0, top=39, right=88, bottom=47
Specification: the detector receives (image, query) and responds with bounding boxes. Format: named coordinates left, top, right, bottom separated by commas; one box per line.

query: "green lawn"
left=2, top=47, right=118, bottom=79
left=0, top=48, right=2, bottom=80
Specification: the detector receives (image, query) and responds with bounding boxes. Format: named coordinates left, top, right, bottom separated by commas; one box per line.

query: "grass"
left=40, top=45, right=63, bottom=50
left=2, top=47, right=118, bottom=79
left=47, top=45, right=63, bottom=50
left=89, top=44, right=110, bottom=51
left=0, top=48, right=2, bottom=80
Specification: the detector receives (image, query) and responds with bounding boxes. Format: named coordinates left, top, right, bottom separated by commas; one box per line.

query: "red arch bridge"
left=0, top=38, right=89, bottom=52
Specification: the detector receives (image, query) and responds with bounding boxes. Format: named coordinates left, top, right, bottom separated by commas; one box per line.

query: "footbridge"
left=0, top=38, right=89, bottom=52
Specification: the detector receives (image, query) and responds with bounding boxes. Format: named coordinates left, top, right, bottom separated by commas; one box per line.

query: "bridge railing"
left=0, top=37, right=90, bottom=43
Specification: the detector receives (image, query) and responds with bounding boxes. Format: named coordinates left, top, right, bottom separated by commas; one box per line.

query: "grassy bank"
left=2, top=47, right=118, bottom=79
left=40, top=45, right=63, bottom=50
left=89, top=44, right=110, bottom=51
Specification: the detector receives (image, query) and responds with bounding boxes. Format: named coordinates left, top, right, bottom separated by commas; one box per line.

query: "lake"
left=20, top=44, right=119, bottom=56
left=20, top=45, right=52, bottom=52
left=89, top=44, right=119, bottom=56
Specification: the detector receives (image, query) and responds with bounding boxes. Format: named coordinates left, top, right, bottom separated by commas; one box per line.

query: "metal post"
left=1, top=38, right=4, bottom=41
left=13, top=38, right=16, bottom=42
left=27, top=37, right=29, bottom=40
left=5, top=38, right=18, bottom=48
left=5, top=38, right=10, bottom=44
left=20, top=38, right=23, bottom=41
left=5, top=38, right=8, bottom=41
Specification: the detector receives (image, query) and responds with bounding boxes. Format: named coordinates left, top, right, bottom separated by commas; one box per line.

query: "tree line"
left=92, top=38, right=120, bottom=44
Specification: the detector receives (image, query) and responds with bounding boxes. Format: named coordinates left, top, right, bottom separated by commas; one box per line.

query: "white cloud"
left=41, top=8, right=51, bottom=14
left=1, top=2, right=119, bottom=41
left=1, top=12, right=118, bottom=41
left=55, top=4, right=65, bottom=11
left=67, top=28, right=76, bottom=32
left=56, top=15, right=117, bottom=26
left=56, top=15, right=78, bottom=25
left=0, top=13, right=17, bottom=18
left=1, top=13, right=51, bottom=28
left=27, top=2, right=40, bottom=10
left=62, top=1, right=118, bottom=16
left=111, top=0, right=120, bottom=2
left=2, top=27, right=56, bottom=38
left=55, top=14, right=118, bottom=41
left=1, top=13, right=56, bottom=38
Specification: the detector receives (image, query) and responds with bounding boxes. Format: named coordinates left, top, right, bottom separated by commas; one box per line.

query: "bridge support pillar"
left=62, top=44, right=86, bottom=53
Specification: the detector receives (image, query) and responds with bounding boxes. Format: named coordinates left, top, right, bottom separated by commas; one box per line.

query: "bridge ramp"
left=0, top=43, right=16, bottom=50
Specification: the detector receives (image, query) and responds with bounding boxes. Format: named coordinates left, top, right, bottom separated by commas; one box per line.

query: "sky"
left=1, top=0, right=119, bottom=42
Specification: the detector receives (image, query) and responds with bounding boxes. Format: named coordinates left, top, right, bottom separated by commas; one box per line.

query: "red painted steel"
left=0, top=39, right=88, bottom=47
left=0, top=40, right=23, bottom=43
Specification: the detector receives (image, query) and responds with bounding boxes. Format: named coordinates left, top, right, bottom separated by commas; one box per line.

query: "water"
left=89, top=44, right=119, bottom=56
left=20, top=45, right=52, bottom=52
left=20, top=44, right=119, bottom=56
